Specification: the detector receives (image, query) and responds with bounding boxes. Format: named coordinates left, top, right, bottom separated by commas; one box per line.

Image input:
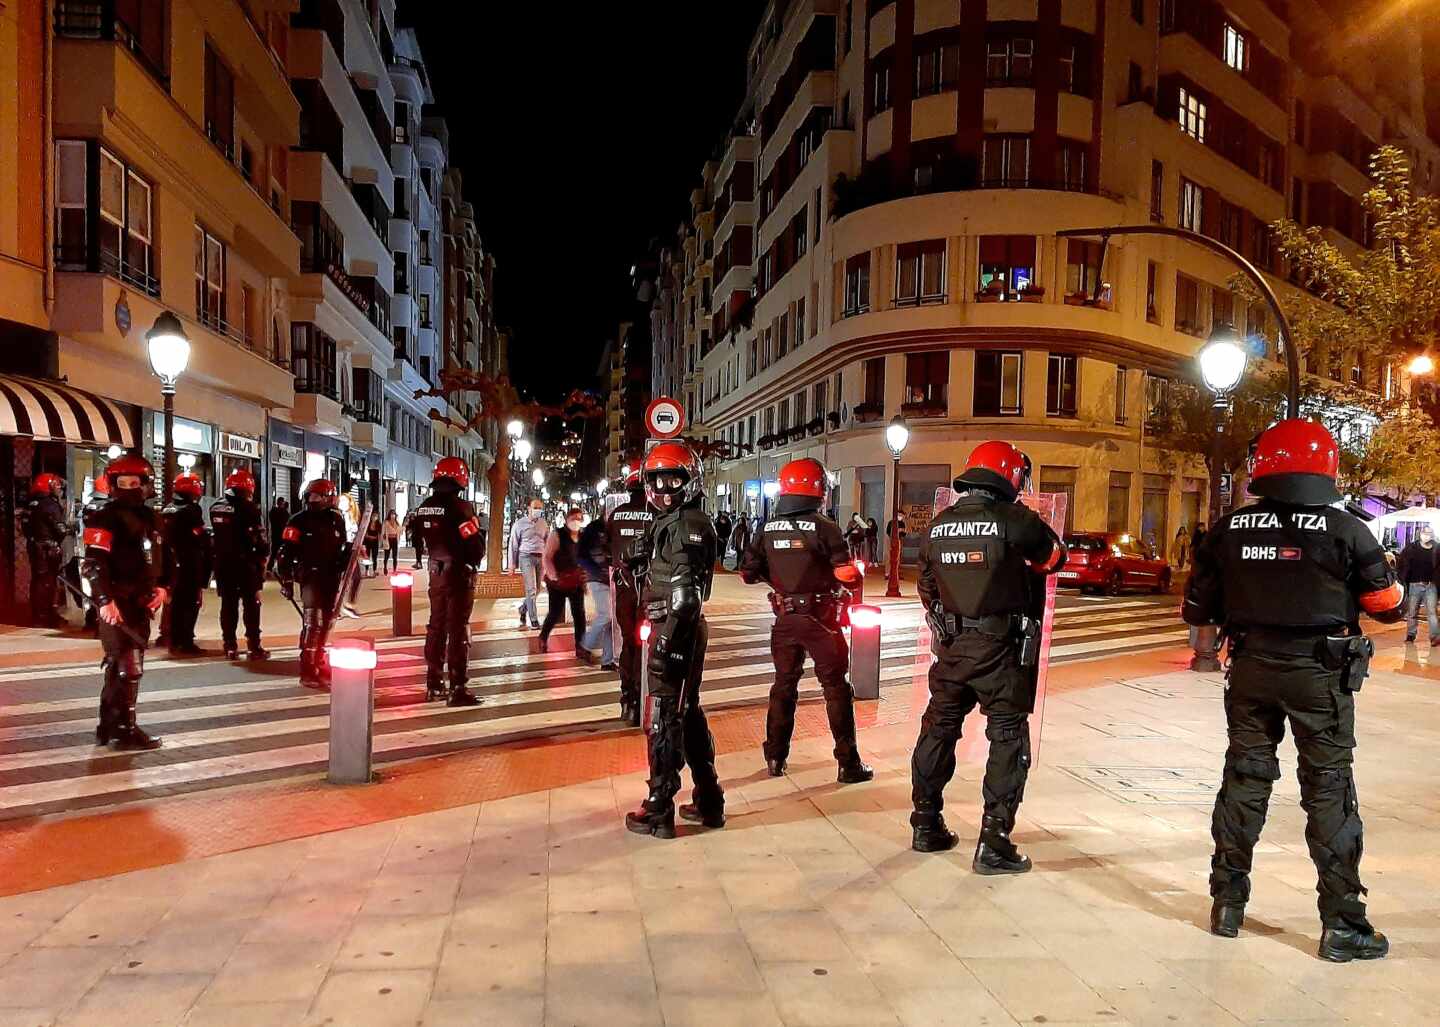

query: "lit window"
left=1178, top=86, right=1207, bottom=143
left=1179, top=178, right=1204, bottom=232
left=1223, top=25, right=1246, bottom=72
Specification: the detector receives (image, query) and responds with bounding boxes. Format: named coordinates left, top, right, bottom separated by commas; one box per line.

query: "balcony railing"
left=55, top=1, right=169, bottom=86
left=56, top=243, right=160, bottom=297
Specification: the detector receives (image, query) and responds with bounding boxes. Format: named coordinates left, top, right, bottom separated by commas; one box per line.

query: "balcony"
left=191, top=0, right=300, bottom=146
left=351, top=420, right=388, bottom=451
left=291, top=391, right=348, bottom=437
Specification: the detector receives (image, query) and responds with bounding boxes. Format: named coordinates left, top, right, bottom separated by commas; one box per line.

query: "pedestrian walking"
left=82, top=455, right=169, bottom=750
left=276, top=479, right=348, bottom=689
left=740, top=458, right=873, bottom=783
left=1172, top=525, right=1190, bottom=570
left=1185, top=419, right=1402, bottom=961
left=364, top=513, right=381, bottom=578
left=210, top=469, right=270, bottom=661
left=412, top=458, right=484, bottom=706
left=1396, top=525, right=1439, bottom=644
left=20, top=472, right=67, bottom=628
left=382, top=510, right=402, bottom=575
left=625, top=443, right=723, bottom=837
left=577, top=512, right=614, bottom=668
left=160, top=473, right=212, bottom=656
left=605, top=470, right=654, bottom=725
left=509, top=498, right=549, bottom=629
left=731, top=513, right=751, bottom=557
left=866, top=517, right=879, bottom=562
left=538, top=508, right=587, bottom=658
left=909, top=442, right=1067, bottom=872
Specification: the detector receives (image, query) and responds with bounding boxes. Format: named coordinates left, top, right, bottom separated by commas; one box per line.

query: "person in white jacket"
left=508, top=498, right=550, bottom=628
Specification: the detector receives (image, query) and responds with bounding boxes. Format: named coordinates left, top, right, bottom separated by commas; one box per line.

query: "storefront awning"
left=0, top=373, right=135, bottom=448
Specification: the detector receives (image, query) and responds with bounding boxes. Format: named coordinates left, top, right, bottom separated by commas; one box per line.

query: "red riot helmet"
left=30, top=473, right=64, bottom=498
left=105, top=454, right=154, bottom=504
left=1248, top=419, right=1341, bottom=505
left=91, top=473, right=110, bottom=497
left=778, top=458, right=828, bottom=498
left=433, top=455, right=470, bottom=490
left=954, top=441, right=1032, bottom=501
left=303, top=478, right=339, bottom=508
left=642, top=442, right=703, bottom=512
left=172, top=473, right=204, bottom=500
left=624, top=469, right=643, bottom=492
left=225, top=468, right=256, bottom=499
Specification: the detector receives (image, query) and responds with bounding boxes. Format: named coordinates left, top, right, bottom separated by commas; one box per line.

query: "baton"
left=58, top=576, right=148, bottom=647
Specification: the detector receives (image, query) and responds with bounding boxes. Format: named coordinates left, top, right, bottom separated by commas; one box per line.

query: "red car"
left=1058, top=532, right=1173, bottom=595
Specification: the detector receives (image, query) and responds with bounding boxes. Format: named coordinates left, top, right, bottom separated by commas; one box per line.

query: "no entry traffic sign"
left=645, top=396, right=685, bottom=439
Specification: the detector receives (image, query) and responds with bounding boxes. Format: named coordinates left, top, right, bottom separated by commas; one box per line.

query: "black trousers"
left=383, top=539, right=399, bottom=573
left=169, top=574, right=205, bottom=648
left=99, top=596, right=151, bottom=731
left=426, top=562, right=476, bottom=688
left=217, top=569, right=263, bottom=650
left=540, top=581, right=585, bottom=651
left=644, top=617, right=722, bottom=814
left=28, top=543, right=62, bottom=624
left=615, top=582, right=641, bottom=706
left=1211, top=647, right=1368, bottom=926
left=765, top=610, right=859, bottom=764
left=911, top=630, right=1031, bottom=827
left=298, top=579, right=339, bottom=682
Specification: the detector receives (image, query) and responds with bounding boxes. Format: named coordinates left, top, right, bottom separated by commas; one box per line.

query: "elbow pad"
left=1028, top=541, right=1067, bottom=574
left=1359, top=581, right=1403, bottom=622
left=671, top=585, right=701, bottom=616
left=834, top=564, right=862, bottom=587
left=1182, top=596, right=1218, bottom=627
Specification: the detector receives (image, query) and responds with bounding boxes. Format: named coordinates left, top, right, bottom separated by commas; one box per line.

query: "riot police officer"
left=161, top=473, right=212, bottom=655
left=605, top=469, right=654, bottom=726
left=1185, top=419, right=1402, bottom=962
left=21, top=473, right=67, bottom=627
left=625, top=443, right=724, bottom=837
left=412, top=457, right=484, bottom=707
left=81, top=455, right=169, bottom=749
left=276, top=479, right=348, bottom=688
left=911, top=442, right=1066, bottom=871
left=740, top=458, right=873, bottom=783
left=210, top=469, right=270, bottom=660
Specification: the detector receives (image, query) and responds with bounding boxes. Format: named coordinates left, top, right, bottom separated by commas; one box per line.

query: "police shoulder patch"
left=459, top=518, right=480, bottom=539
left=282, top=525, right=301, bottom=542
left=83, top=527, right=112, bottom=552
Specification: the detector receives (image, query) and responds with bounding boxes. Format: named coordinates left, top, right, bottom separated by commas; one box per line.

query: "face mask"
left=530, top=508, right=544, bottom=519
left=567, top=520, right=582, bottom=532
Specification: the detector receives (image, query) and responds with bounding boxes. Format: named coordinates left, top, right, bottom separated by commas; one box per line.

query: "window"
left=240, top=284, right=256, bottom=347
left=1174, top=273, right=1201, bottom=334
left=870, top=62, right=891, bottom=114
left=1059, top=45, right=1078, bottom=93
left=1150, top=160, right=1164, bottom=221
left=842, top=0, right=852, bottom=54
left=1219, top=201, right=1242, bottom=249
left=418, top=293, right=431, bottom=327
left=1178, top=87, right=1207, bottom=143
left=986, top=37, right=1034, bottom=85
left=1251, top=219, right=1273, bottom=271
left=1179, top=178, right=1203, bottom=232
left=915, top=44, right=960, bottom=97
left=292, top=323, right=338, bottom=399
left=777, top=313, right=789, bottom=358
left=54, top=141, right=88, bottom=267
left=69, top=145, right=157, bottom=293
left=843, top=253, right=870, bottom=315
left=1108, top=472, right=1131, bottom=533
left=793, top=208, right=808, bottom=259
left=1127, top=61, right=1144, bottom=103
left=981, top=134, right=1031, bottom=187
left=393, top=254, right=408, bottom=294
left=1212, top=288, right=1234, bottom=329
left=1144, top=375, right=1169, bottom=434
left=394, top=100, right=410, bottom=143
left=813, top=378, right=828, bottom=422
left=904, top=352, right=948, bottom=412
left=1115, top=366, right=1129, bottom=424
left=863, top=357, right=884, bottom=407
left=240, top=142, right=255, bottom=183
left=794, top=389, right=807, bottom=428
left=896, top=239, right=946, bottom=305
left=978, top=235, right=1036, bottom=299
left=195, top=225, right=226, bottom=329
left=1065, top=240, right=1104, bottom=298
left=814, top=187, right=823, bottom=243
left=394, top=325, right=409, bottom=360
left=204, top=45, right=236, bottom=158
left=419, top=230, right=431, bottom=264
left=1056, top=141, right=1087, bottom=191
left=1246, top=302, right=1272, bottom=356
left=1223, top=24, right=1246, bottom=72
left=1132, top=0, right=1144, bottom=24
left=1146, top=261, right=1160, bottom=323
left=796, top=297, right=806, bottom=342
left=1046, top=354, right=1078, bottom=417
left=975, top=351, right=1024, bottom=416
left=747, top=338, right=758, bottom=376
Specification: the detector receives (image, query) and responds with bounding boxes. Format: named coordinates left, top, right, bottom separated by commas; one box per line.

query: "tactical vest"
left=210, top=496, right=264, bottom=561
left=758, top=507, right=842, bottom=595
left=924, top=495, right=1034, bottom=618
left=643, top=505, right=714, bottom=613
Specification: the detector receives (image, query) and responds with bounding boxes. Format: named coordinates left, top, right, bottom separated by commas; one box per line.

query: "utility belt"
left=428, top=558, right=475, bottom=576
left=769, top=590, right=844, bottom=624
left=927, top=603, right=1042, bottom=669
left=1230, top=626, right=1373, bottom=693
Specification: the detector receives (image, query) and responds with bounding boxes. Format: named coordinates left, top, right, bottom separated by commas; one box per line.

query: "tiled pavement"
left=0, top=634, right=1435, bottom=1026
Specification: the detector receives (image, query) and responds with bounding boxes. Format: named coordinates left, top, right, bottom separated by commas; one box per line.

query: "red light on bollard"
left=849, top=605, right=882, bottom=630
left=639, top=620, right=652, bottom=643
left=326, top=637, right=376, bottom=785
left=390, top=571, right=413, bottom=637
left=390, top=572, right=413, bottom=588
left=328, top=640, right=378, bottom=671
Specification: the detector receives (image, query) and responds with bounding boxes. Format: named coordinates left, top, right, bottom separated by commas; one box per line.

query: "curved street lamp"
left=884, top=415, right=910, bottom=598
left=145, top=311, right=191, bottom=502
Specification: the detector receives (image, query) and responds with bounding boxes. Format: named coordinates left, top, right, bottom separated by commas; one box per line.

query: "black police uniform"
left=276, top=505, right=348, bottom=687
left=78, top=491, right=109, bottom=631
left=210, top=490, right=270, bottom=657
left=626, top=499, right=722, bottom=834
left=739, top=497, right=869, bottom=779
left=161, top=494, right=212, bottom=653
left=604, top=488, right=655, bottom=725
left=22, top=491, right=67, bottom=627
left=1185, top=498, right=1398, bottom=956
left=412, top=480, right=485, bottom=705
left=82, top=495, right=168, bottom=748
left=913, top=488, right=1064, bottom=866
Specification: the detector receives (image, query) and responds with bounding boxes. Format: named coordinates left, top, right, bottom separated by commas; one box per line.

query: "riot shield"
left=1023, top=491, right=1066, bottom=765
left=912, top=487, right=957, bottom=714
left=330, top=504, right=374, bottom=622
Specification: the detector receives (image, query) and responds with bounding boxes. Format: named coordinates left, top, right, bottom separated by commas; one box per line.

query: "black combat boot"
left=1210, top=901, right=1245, bottom=938
left=625, top=796, right=676, bottom=838
left=837, top=758, right=874, bottom=784
left=112, top=705, right=162, bottom=751
left=425, top=673, right=446, bottom=703
left=911, top=806, right=960, bottom=853
left=447, top=686, right=481, bottom=707
left=678, top=803, right=726, bottom=828
left=247, top=646, right=270, bottom=661
left=973, top=814, right=1031, bottom=875
left=766, top=758, right=786, bottom=778
left=1319, top=902, right=1390, bottom=962
left=224, top=644, right=240, bottom=660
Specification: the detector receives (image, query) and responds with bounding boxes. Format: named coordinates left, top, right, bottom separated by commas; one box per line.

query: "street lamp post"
left=884, top=415, right=910, bottom=598
left=145, top=312, right=191, bottom=503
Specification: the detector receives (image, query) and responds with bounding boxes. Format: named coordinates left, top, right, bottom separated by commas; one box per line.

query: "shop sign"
left=272, top=443, right=304, bottom=468
left=152, top=412, right=212, bottom=453
left=220, top=432, right=261, bottom=459
left=327, top=262, right=370, bottom=315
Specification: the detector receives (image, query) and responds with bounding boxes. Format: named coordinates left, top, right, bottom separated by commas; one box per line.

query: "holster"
left=1017, top=616, right=1042, bottom=670
left=925, top=602, right=958, bottom=644
left=1317, top=634, right=1373, bottom=693
left=770, top=591, right=842, bottom=626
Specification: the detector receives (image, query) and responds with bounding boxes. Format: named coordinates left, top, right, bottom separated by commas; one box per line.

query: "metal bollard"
left=1189, top=624, right=1222, bottom=672
left=849, top=604, right=882, bottom=699
left=390, top=571, right=413, bottom=636
left=327, top=638, right=377, bottom=785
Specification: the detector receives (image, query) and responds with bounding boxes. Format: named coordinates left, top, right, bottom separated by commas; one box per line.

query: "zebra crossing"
left=0, top=595, right=1188, bottom=820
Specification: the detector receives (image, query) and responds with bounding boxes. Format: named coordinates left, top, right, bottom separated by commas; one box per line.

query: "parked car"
left=1059, top=532, right=1173, bottom=595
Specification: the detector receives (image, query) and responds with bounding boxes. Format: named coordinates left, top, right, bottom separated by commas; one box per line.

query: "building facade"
left=663, top=0, right=1438, bottom=562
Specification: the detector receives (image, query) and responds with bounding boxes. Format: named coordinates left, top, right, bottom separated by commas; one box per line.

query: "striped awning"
left=0, top=373, right=136, bottom=448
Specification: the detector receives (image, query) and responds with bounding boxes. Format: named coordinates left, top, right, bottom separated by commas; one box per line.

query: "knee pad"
left=1298, top=764, right=1349, bottom=796
left=985, top=713, right=1028, bottom=744
left=1228, top=750, right=1282, bottom=783
left=116, top=650, right=143, bottom=681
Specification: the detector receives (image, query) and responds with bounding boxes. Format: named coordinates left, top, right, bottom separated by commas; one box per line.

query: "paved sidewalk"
left=0, top=639, right=1434, bottom=1025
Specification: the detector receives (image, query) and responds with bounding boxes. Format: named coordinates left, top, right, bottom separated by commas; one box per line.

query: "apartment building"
left=666, top=0, right=1439, bottom=562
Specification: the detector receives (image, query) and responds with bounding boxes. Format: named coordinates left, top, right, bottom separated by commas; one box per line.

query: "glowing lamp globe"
left=532, top=467, right=545, bottom=487
left=145, top=312, right=191, bottom=386
left=506, top=419, right=524, bottom=439
left=885, top=415, right=910, bottom=458
left=1198, top=327, right=1247, bottom=395
left=512, top=438, right=532, bottom=463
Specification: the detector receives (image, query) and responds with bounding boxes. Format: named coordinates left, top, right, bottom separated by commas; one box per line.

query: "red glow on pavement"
left=390, top=572, right=414, bottom=588
left=327, top=640, right=377, bottom=671
left=849, top=605, right=883, bottom=630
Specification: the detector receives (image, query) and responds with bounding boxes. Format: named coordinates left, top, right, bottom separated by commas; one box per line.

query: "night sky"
left=405, top=2, right=768, bottom=401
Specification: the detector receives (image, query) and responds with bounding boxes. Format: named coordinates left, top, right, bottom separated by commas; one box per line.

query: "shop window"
left=975, top=351, right=1023, bottom=416
left=1046, top=354, right=1078, bottom=417
left=895, top=240, right=946, bottom=305
left=904, top=352, right=948, bottom=413
left=978, top=235, right=1036, bottom=300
